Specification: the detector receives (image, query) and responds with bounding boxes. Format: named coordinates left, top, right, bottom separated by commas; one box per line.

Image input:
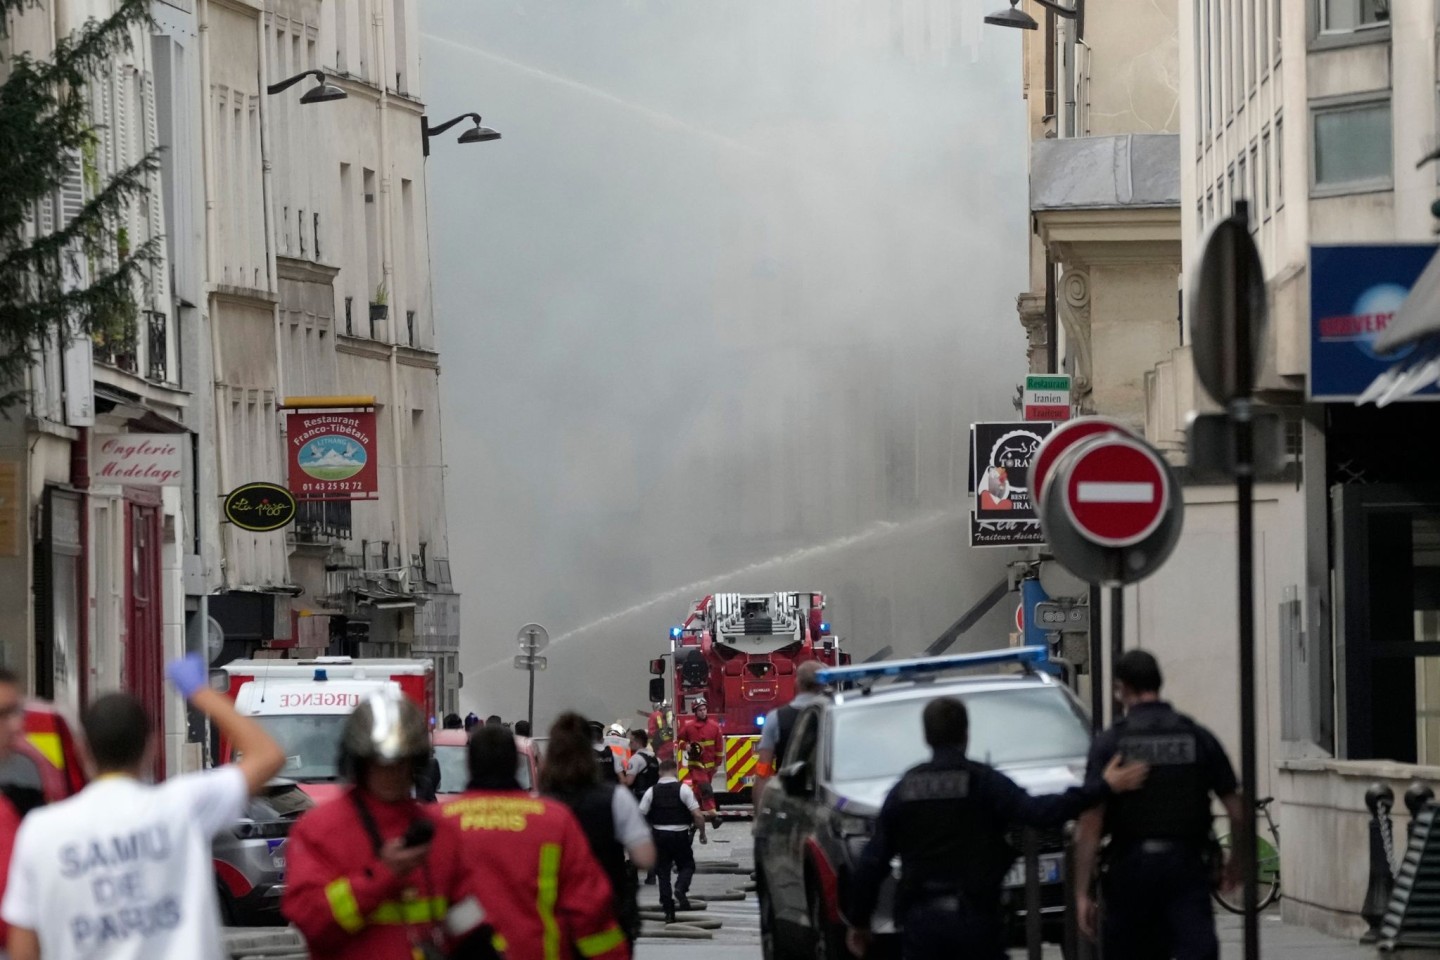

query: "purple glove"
left=166, top=653, right=208, bottom=700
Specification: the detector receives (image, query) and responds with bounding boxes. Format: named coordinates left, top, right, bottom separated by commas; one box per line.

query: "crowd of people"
left=0, top=655, right=709, bottom=960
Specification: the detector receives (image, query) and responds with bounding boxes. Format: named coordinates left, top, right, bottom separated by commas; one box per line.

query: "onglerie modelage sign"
left=92, top=434, right=184, bottom=486
left=286, top=410, right=379, bottom=501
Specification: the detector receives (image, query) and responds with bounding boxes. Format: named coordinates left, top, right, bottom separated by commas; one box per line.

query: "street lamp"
left=266, top=69, right=347, bottom=105
left=422, top=113, right=501, bottom=157
left=983, top=0, right=1079, bottom=29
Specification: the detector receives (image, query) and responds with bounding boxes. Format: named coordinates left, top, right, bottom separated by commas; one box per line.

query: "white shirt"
left=608, top=784, right=652, bottom=850
left=625, top=749, right=653, bottom=781
left=3, top=767, right=248, bottom=960
left=638, top=777, right=700, bottom=831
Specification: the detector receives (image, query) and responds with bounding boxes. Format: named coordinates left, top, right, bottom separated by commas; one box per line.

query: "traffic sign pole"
left=515, top=624, right=550, bottom=738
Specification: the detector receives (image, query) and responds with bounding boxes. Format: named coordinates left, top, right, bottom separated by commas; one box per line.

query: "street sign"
left=516, top=622, right=550, bottom=653
left=1060, top=436, right=1170, bottom=549
left=1030, top=417, right=1135, bottom=513
left=514, top=654, right=548, bottom=671
left=1023, top=374, right=1072, bottom=421
left=1037, top=433, right=1183, bottom=587
left=1191, top=203, right=1268, bottom=405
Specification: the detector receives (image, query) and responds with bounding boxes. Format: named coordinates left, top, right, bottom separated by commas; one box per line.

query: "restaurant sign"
left=286, top=410, right=379, bottom=501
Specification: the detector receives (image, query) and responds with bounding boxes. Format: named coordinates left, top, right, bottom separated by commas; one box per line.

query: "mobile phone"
left=403, top=818, right=436, bottom=849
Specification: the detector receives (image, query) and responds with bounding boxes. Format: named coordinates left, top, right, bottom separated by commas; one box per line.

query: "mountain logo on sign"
left=297, top=435, right=366, bottom=481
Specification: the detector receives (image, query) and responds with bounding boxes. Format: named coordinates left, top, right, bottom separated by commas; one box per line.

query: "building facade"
left=0, top=0, right=463, bottom=773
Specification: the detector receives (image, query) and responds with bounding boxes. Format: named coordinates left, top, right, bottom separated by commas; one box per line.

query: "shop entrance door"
left=125, top=492, right=164, bottom=779
left=1335, top=484, right=1440, bottom=763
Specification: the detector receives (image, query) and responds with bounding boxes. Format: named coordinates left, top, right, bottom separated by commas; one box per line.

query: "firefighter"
left=284, top=690, right=497, bottom=960
left=675, top=698, right=721, bottom=821
left=647, top=702, right=675, bottom=765
left=847, top=697, right=1147, bottom=960
left=439, top=725, right=629, bottom=960
left=604, top=723, right=632, bottom=770
left=1074, top=650, right=1244, bottom=960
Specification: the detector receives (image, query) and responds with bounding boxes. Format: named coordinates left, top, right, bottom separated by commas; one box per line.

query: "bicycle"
left=1212, top=795, right=1281, bottom=913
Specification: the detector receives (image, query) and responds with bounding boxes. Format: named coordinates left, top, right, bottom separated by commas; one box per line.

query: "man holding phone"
left=284, top=690, right=498, bottom=960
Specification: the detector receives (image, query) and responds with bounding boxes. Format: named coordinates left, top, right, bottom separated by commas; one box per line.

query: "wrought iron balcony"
left=293, top=499, right=352, bottom=541
left=146, top=310, right=168, bottom=383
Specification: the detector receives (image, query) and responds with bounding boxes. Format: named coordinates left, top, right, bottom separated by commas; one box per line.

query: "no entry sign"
left=1030, top=417, right=1134, bottom=512
left=1061, top=437, right=1170, bottom=548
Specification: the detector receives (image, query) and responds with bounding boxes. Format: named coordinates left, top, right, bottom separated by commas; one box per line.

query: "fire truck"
left=647, top=592, right=848, bottom=816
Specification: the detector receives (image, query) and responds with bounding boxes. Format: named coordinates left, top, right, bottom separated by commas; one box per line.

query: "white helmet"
left=608, top=722, right=627, bottom=737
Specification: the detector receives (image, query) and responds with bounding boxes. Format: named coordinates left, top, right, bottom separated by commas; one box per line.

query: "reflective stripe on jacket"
left=440, top=790, right=630, bottom=960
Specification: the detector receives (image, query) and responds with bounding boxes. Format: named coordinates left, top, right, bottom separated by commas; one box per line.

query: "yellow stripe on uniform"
left=370, top=897, right=448, bottom=924
left=27, top=732, right=62, bottom=770
left=576, top=924, right=626, bottom=957
left=537, top=842, right=562, bottom=960
left=324, top=878, right=365, bottom=934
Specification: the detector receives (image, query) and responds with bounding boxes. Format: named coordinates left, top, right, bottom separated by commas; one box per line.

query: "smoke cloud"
left=422, top=0, right=1031, bottom=727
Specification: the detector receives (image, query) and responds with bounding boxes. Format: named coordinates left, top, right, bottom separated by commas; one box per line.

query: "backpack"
left=630, top=752, right=660, bottom=800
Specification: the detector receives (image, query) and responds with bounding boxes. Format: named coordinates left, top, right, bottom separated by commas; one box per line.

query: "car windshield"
left=830, top=686, right=1091, bottom=784
left=434, top=743, right=534, bottom=794
left=257, top=715, right=348, bottom=781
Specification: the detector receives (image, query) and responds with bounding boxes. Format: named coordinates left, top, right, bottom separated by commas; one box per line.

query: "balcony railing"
left=294, top=499, right=352, bottom=541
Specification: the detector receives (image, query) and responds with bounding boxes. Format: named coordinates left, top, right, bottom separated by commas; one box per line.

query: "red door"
left=125, top=494, right=164, bottom=779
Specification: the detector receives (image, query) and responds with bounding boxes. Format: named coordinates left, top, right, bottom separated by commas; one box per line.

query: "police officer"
left=1074, top=650, right=1243, bottom=960
left=847, top=696, right=1147, bottom=960
left=754, top=660, right=826, bottom=798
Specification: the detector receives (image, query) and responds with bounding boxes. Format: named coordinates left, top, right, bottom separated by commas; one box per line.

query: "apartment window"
left=1261, top=130, right=1272, bottom=214
left=298, top=209, right=306, bottom=257
left=1275, top=116, right=1285, bottom=206
left=1320, top=0, right=1388, bottom=33
left=1223, top=0, right=1233, bottom=116
left=1274, top=0, right=1282, bottom=58
left=345, top=296, right=353, bottom=336
left=1206, top=189, right=1215, bottom=224
left=1313, top=100, right=1392, bottom=190
left=1244, top=0, right=1256, bottom=91
left=282, top=205, right=290, bottom=254
left=1227, top=164, right=1236, bottom=212
left=1200, top=0, right=1212, bottom=137
left=314, top=212, right=322, bottom=260
left=406, top=310, right=416, bottom=346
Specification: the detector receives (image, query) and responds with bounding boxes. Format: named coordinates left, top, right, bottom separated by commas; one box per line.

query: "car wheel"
left=216, top=884, right=238, bottom=927
left=806, top=880, right=847, bottom=960
left=759, top=879, right=780, bottom=960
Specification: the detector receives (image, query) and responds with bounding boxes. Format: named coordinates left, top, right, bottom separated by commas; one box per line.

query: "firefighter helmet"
left=609, top=722, right=627, bottom=737
left=340, top=689, right=429, bottom=777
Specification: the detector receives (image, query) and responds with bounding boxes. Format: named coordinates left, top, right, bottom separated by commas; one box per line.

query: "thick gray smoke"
left=422, top=0, right=1030, bottom=727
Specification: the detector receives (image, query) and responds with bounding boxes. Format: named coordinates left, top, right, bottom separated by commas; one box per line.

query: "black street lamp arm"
left=267, top=70, right=327, bottom=96
left=1032, top=0, right=1079, bottom=18
left=424, top=113, right=483, bottom=138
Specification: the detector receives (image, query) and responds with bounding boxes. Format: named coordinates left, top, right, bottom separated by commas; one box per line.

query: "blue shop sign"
left=1310, top=244, right=1440, bottom=401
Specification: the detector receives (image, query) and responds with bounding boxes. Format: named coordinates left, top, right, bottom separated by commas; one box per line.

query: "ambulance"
left=219, top=657, right=435, bottom=800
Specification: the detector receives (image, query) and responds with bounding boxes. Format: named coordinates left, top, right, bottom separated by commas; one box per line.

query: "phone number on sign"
left=300, top=481, right=367, bottom=492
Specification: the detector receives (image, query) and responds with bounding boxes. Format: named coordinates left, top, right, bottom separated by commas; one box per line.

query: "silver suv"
left=752, top=648, right=1093, bottom=960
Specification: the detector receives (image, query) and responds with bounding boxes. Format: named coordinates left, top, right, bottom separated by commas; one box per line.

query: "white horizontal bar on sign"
left=1076, top=482, right=1155, bottom=503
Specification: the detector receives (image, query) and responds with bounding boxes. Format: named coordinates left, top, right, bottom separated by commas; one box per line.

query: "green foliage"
left=0, top=0, right=160, bottom=409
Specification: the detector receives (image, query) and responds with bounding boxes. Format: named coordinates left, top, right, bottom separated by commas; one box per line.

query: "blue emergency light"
left=819, top=622, right=831, bottom=635
left=755, top=714, right=766, bottom=727
left=670, top=626, right=683, bottom=639
left=815, top=646, right=1047, bottom=687
left=314, top=669, right=328, bottom=681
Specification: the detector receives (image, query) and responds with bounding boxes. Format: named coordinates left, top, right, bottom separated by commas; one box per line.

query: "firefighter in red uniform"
left=675, top=698, right=721, bottom=819
left=438, top=725, right=629, bottom=960
left=648, top=701, right=675, bottom=765
left=284, top=690, right=498, bottom=960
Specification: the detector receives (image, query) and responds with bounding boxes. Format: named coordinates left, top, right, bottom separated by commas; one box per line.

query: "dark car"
left=753, top=649, right=1093, bottom=960
left=214, top=778, right=314, bottom=925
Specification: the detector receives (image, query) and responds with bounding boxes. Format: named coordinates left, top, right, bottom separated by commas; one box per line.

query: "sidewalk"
left=1217, top=913, right=1387, bottom=959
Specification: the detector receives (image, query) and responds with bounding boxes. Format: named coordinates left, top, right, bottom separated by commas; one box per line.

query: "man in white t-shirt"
left=3, top=654, right=285, bottom=960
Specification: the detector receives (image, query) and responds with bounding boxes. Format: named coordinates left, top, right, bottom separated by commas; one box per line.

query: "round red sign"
left=1061, top=437, right=1170, bottom=548
left=1030, top=417, right=1134, bottom=511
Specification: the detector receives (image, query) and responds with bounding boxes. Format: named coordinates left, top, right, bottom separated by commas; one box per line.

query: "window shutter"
left=59, top=150, right=86, bottom=229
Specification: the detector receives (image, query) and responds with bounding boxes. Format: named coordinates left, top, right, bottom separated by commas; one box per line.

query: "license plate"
left=267, top=839, right=287, bottom=870
left=1004, top=854, right=1062, bottom=888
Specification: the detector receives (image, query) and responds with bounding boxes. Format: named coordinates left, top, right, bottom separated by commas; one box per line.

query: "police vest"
left=595, top=746, right=620, bottom=785
left=1105, top=707, right=1212, bottom=848
left=772, top=705, right=800, bottom=767
left=630, top=753, right=660, bottom=800
left=888, top=757, right=1016, bottom=906
left=553, top=784, right=631, bottom=913
left=646, top=782, right=692, bottom=828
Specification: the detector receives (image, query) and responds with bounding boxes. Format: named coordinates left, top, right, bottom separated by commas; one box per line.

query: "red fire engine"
left=647, top=592, right=848, bottom=816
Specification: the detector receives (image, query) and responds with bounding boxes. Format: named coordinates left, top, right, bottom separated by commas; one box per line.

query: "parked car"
left=432, top=729, right=540, bottom=800
left=213, top=778, right=314, bottom=926
left=752, top=648, right=1093, bottom=960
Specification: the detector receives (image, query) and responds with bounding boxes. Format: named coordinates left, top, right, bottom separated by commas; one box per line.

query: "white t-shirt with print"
left=2, top=766, right=248, bottom=960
